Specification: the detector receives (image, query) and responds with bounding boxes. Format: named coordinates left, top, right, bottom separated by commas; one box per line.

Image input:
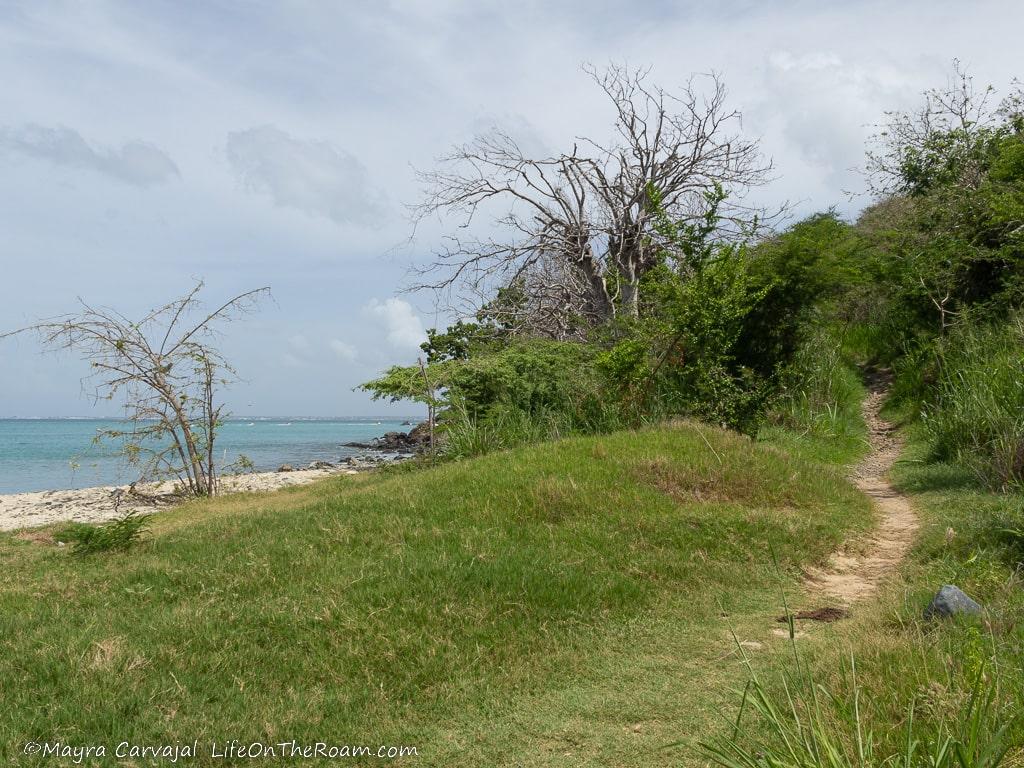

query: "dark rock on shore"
left=344, top=422, right=433, bottom=454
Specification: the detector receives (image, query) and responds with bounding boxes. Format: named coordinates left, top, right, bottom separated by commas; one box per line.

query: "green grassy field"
left=0, top=422, right=872, bottom=766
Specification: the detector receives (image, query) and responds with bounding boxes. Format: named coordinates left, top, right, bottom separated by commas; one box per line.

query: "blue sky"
left=1, top=0, right=1021, bottom=417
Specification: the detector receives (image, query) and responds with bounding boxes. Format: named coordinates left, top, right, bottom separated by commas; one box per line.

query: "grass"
left=0, top=421, right=871, bottom=766
left=709, top=417, right=1024, bottom=765
left=6, top=363, right=1021, bottom=766
left=759, top=328, right=871, bottom=467
left=922, top=316, right=1024, bottom=490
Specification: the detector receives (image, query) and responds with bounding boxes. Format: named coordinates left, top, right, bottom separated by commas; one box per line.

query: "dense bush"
left=923, top=316, right=1024, bottom=490
left=365, top=197, right=834, bottom=446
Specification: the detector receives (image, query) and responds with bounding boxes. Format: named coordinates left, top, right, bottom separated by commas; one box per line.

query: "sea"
left=0, top=417, right=416, bottom=494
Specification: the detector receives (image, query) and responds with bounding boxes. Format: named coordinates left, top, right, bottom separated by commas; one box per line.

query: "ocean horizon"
left=0, top=417, right=419, bottom=495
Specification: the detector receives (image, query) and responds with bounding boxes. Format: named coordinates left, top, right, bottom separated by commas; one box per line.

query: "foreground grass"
left=715, top=418, right=1024, bottom=764
left=0, top=422, right=870, bottom=766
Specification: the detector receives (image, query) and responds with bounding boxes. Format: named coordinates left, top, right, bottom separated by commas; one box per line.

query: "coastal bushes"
left=364, top=201, right=837, bottom=448
left=360, top=67, right=1024, bottom=497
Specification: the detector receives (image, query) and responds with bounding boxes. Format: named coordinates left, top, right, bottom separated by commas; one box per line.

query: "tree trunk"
left=620, top=280, right=640, bottom=318
left=577, top=250, right=615, bottom=323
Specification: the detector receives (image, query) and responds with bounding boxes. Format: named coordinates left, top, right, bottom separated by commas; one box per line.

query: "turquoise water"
left=0, top=418, right=414, bottom=494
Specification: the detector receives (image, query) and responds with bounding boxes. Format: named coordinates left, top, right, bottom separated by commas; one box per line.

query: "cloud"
left=225, top=125, right=387, bottom=226
left=751, top=51, right=919, bottom=196
left=364, top=298, right=427, bottom=352
left=329, top=339, right=358, bottom=362
left=0, top=124, right=180, bottom=187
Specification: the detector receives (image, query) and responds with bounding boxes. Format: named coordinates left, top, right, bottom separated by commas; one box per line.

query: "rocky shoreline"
left=340, top=421, right=433, bottom=454
left=0, top=424, right=429, bottom=533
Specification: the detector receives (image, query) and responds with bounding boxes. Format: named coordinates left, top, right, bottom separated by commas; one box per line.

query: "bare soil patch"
left=776, top=607, right=849, bottom=623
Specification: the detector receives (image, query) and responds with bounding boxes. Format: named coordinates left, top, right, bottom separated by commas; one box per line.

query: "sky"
left=0, top=0, right=1021, bottom=417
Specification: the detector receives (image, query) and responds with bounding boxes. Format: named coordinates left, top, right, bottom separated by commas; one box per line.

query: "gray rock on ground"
left=924, top=585, right=983, bottom=620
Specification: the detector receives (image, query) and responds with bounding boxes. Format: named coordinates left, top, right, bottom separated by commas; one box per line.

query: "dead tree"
left=412, top=63, right=775, bottom=335
left=2, top=282, right=268, bottom=497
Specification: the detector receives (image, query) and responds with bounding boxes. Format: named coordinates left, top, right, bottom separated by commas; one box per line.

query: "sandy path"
left=802, top=383, right=919, bottom=604
left=0, top=467, right=360, bottom=533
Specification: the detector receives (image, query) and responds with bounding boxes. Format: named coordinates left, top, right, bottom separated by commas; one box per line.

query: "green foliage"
left=443, top=403, right=563, bottom=459
left=362, top=338, right=621, bottom=453
left=592, top=185, right=787, bottom=432
left=443, top=339, right=602, bottom=419
left=55, top=510, right=150, bottom=555
left=638, top=243, right=771, bottom=430
left=737, top=213, right=866, bottom=377
left=768, top=326, right=866, bottom=445
left=359, top=359, right=453, bottom=407
left=922, top=315, right=1024, bottom=490
left=365, top=202, right=858, bottom=448
left=420, top=320, right=492, bottom=363
left=362, top=71, right=1022, bottom=480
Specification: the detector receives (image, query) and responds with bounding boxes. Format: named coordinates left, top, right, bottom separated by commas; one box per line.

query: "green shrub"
left=923, top=316, right=1024, bottom=490
left=56, top=510, right=151, bottom=554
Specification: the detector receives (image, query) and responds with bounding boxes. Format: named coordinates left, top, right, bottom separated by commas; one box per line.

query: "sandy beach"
left=0, top=465, right=362, bottom=532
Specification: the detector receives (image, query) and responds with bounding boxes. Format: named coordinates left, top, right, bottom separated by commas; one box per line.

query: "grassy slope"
left=0, top=423, right=872, bottom=766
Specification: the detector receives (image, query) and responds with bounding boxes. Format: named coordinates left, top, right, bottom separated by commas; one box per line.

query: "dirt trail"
left=802, top=383, right=919, bottom=605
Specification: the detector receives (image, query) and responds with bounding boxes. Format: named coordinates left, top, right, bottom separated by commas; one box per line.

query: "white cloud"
left=329, top=339, right=358, bottom=362
left=4, top=0, right=1024, bottom=418
left=748, top=50, right=920, bottom=201
left=225, top=125, right=387, bottom=226
left=0, top=124, right=179, bottom=187
left=364, top=298, right=427, bottom=352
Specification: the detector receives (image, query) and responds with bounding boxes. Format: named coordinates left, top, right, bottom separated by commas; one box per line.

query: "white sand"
left=0, top=467, right=359, bottom=532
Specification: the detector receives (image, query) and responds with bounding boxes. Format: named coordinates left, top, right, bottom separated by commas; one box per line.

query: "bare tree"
left=412, top=63, right=775, bottom=335
left=2, top=282, right=269, bottom=497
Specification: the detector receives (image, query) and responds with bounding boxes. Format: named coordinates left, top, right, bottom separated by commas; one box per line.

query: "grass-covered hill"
left=0, top=422, right=870, bottom=766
